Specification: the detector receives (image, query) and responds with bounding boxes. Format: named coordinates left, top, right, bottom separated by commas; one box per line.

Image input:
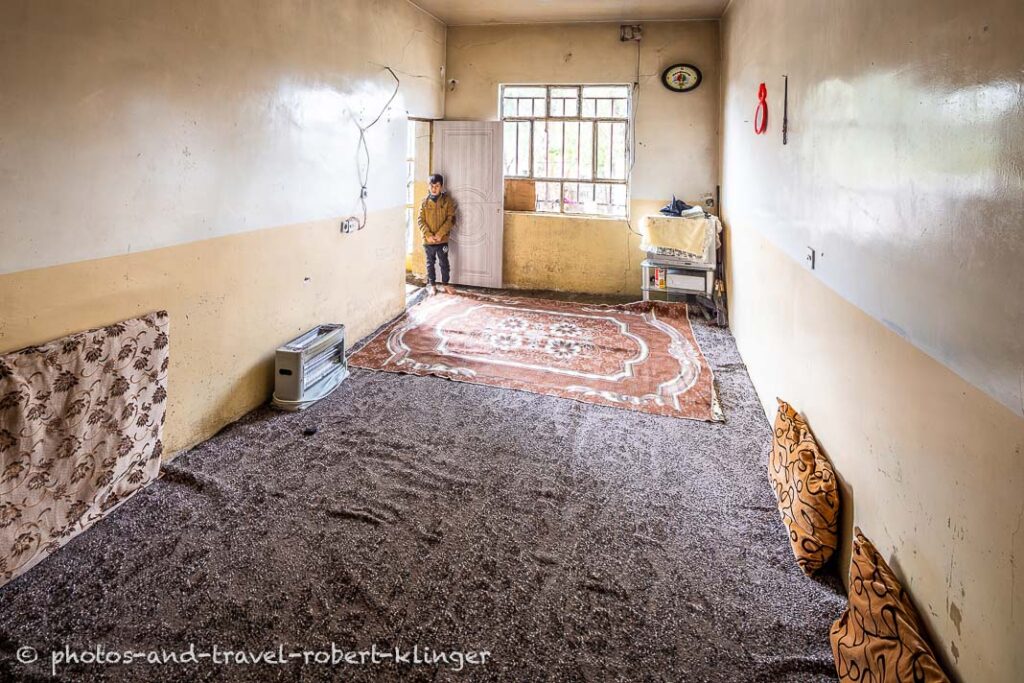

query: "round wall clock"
left=661, top=64, right=702, bottom=93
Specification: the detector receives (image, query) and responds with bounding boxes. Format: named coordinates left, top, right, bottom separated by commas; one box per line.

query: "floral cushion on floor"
left=768, top=399, right=839, bottom=574
left=0, top=311, right=169, bottom=586
left=831, top=529, right=951, bottom=682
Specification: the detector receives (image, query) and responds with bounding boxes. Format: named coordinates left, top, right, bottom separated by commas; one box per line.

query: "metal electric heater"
left=271, top=324, right=349, bottom=411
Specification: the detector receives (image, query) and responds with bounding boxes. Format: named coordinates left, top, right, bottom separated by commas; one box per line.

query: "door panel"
left=431, top=121, right=503, bottom=288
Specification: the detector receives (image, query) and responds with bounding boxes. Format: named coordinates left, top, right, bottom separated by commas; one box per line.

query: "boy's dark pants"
left=424, top=243, right=450, bottom=285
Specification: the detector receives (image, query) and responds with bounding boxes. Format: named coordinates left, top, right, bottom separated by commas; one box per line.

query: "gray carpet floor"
left=0, top=299, right=845, bottom=682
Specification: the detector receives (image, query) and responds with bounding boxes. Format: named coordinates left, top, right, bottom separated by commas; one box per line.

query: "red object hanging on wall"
left=754, top=82, right=768, bottom=135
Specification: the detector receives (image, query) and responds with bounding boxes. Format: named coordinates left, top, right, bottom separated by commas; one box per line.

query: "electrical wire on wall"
left=341, top=66, right=401, bottom=233
left=624, top=37, right=642, bottom=239
left=622, top=36, right=643, bottom=280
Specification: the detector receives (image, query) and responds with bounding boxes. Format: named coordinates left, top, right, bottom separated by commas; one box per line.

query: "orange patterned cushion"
left=831, top=529, right=951, bottom=682
left=768, top=399, right=839, bottom=574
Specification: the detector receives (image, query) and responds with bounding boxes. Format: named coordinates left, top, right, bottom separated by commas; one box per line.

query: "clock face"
left=662, top=64, right=702, bottom=92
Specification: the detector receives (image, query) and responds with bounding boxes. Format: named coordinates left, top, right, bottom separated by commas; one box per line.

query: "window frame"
left=500, top=84, right=631, bottom=217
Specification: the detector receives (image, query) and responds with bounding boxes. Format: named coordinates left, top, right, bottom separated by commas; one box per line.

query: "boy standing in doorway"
left=417, top=173, right=457, bottom=293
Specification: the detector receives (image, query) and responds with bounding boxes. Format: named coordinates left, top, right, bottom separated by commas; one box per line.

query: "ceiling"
left=409, top=0, right=729, bottom=26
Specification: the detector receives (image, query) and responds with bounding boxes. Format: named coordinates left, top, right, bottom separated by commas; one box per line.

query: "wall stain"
left=948, top=601, right=962, bottom=635
left=1012, top=499, right=1024, bottom=623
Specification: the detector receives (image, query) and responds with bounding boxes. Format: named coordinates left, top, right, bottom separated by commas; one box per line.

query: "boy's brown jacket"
left=417, top=193, right=457, bottom=244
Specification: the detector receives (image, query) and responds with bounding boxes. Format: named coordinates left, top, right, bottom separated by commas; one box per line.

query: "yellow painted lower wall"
left=411, top=199, right=666, bottom=296
left=0, top=210, right=407, bottom=457
left=501, top=212, right=642, bottom=295
left=726, top=225, right=1024, bottom=681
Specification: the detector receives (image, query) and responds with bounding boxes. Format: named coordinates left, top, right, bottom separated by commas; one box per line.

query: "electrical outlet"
left=341, top=218, right=359, bottom=234
left=619, top=24, right=643, bottom=41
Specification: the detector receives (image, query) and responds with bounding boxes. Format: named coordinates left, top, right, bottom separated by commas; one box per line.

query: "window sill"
left=503, top=210, right=628, bottom=223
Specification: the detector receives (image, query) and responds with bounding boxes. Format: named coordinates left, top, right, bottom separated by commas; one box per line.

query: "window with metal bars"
left=501, top=85, right=630, bottom=217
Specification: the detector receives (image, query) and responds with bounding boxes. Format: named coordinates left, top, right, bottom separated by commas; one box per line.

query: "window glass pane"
left=517, top=99, right=533, bottom=117
left=596, top=122, right=612, bottom=178
left=533, top=122, right=548, bottom=177
left=612, top=98, right=628, bottom=118
left=563, top=122, right=579, bottom=179
left=611, top=121, right=627, bottom=180
left=550, top=87, right=577, bottom=99
left=565, top=182, right=600, bottom=215
left=517, top=121, right=531, bottom=176
left=534, top=98, right=546, bottom=117
left=502, top=98, right=517, bottom=117
left=611, top=184, right=627, bottom=212
left=536, top=181, right=560, bottom=212
left=503, top=122, right=518, bottom=175
left=549, top=97, right=577, bottom=118
left=581, top=98, right=595, bottom=118
left=504, top=86, right=546, bottom=98
left=596, top=98, right=612, bottom=117
left=582, top=85, right=629, bottom=99
left=562, top=182, right=579, bottom=213
left=581, top=184, right=598, bottom=208
left=580, top=183, right=627, bottom=217
left=579, top=121, right=593, bottom=179
left=546, top=121, right=564, bottom=178
left=578, top=183, right=596, bottom=213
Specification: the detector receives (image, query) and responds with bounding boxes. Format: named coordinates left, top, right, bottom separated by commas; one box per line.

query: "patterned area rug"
left=350, top=291, right=723, bottom=422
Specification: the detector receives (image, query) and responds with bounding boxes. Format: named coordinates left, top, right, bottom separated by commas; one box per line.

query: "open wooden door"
left=431, top=121, right=503, bottom=288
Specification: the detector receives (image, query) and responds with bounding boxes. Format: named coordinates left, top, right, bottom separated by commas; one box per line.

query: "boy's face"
left=429, top=181, right=443, bottom=195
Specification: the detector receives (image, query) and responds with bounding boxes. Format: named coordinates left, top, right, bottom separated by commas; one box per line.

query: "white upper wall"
left=0, top=0, right=446, bottom=275
left=445, top=21, right=721, bottom=205
left=721, top=0, right=1024, bottom=417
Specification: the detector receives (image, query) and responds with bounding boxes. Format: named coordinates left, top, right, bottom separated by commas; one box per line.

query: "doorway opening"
left=405, top=119, right=433, bottom=298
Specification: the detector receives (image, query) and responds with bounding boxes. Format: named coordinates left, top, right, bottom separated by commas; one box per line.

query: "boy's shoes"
left=426, top=284, right=455, bottom=295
